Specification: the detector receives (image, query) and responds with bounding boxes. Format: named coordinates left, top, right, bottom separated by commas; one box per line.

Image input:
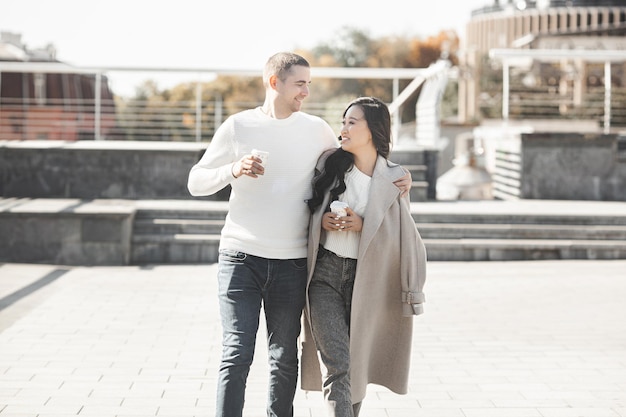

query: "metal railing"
left=488, top=48, right=626, bottom=132
left=0, top=61, right=451, bottom=142
left=471, top=0, right=626, bottom=16
left=0, top=94, right=351, bottom=142
left=111, top=97, right=348, bottom=142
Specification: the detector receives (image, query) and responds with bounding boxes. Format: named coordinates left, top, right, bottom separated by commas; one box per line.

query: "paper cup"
left=251, top=149, right=269, bottom=167
left=330, top=201, right=349, bottom=217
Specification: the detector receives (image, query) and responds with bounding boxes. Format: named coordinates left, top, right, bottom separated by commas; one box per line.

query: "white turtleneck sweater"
left=188, top=107, right=338, bottom=259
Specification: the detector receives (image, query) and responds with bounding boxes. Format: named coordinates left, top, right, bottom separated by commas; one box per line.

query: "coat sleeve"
left=399, top=195, right=427, bottom=317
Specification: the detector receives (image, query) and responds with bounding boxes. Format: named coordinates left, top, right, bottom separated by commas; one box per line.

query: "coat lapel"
left=358, top=156, right=405, bottom=259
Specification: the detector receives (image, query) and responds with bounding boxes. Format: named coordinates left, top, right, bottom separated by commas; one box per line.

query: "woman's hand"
left=321, top=208, right=363, bottom=232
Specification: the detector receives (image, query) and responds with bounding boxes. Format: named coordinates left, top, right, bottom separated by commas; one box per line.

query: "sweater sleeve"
left=187, top=117, right=238, bottom=197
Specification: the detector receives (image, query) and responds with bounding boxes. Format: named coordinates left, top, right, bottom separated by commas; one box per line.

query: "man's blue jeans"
left=215, top=249, right=307, bottom=417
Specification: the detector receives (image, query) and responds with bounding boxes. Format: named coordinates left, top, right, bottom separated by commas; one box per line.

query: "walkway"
left=1, top=260, right=625, bottom=416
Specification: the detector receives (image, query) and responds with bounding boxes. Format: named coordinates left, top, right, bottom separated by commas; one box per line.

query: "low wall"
left=493, top=131, right=626, bottom=201
left=521, top=133, right=626, bottom=200
left=0, top=199, right=135, bottom=265
left=0, top=140, right=229, bottom=200
left=0, top=140, right=437, bottom=201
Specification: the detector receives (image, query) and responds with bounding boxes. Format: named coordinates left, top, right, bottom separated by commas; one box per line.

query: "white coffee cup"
left=252, top=149, right=269, bottom=167
left=330, top=201, right=349, bottom=217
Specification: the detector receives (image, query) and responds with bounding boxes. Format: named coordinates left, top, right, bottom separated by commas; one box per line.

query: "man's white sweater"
left=188, top=108, right=338, bottom=259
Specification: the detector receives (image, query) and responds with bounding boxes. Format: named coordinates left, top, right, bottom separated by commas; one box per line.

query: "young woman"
left=300, top=97, right=427, bottom=417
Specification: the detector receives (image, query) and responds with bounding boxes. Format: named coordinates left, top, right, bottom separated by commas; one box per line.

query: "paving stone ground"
left=1, top=260, right=625, bottom=417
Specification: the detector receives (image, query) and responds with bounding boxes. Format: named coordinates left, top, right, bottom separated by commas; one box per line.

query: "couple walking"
left=187, top=52, right=427, bottom=417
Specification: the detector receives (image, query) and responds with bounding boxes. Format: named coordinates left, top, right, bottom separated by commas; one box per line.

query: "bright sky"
left=2, top=0, right=491, bottom=95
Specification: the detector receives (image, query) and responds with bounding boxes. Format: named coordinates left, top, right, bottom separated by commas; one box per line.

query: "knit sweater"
left=187, top=108, right=338, bottom=259
left=321, top=165, right=372, bottom=259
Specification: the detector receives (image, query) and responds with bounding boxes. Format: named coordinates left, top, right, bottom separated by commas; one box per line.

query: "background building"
left=0, top=32, right=115, bottom=141
left=458, top=0, right=626, bottom=124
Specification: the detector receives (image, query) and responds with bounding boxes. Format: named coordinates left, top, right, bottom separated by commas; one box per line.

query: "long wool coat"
left=300, top=150, right=427, bottom=403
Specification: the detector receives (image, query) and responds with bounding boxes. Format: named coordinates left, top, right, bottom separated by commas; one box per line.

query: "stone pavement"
left=1, top=260, right=625, bottom=417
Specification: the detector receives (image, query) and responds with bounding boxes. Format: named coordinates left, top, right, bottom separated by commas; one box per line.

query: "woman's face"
left=339, top=105, right=374, bottom=155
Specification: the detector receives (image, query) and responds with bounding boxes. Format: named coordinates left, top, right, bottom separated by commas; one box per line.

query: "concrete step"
left=130, top=233, right=626, bottom=264
left=412, top=211, right=626, bottom=226
left=5, top=198, right=625, bottom=265
left=127, top=199, right=626, bottom=263
left=134, top=207, right=228, bottom=221
left=129, top=202, right=626, bottom=263
left=131, top=233, right=220, bottom=264
left=133, top=200, right=229, bottom=220
left=134, top=219, right=626, bottom=241
left=410, top=182, right=428, bottom=202
left=131, top=202, right=228, bottom=264
left=390, top=149, right=433, bottom=166
left=416, top=223, right=626, bottom=240
left=402, top=164, right=428, bottom=181
left=133, top=218, right=225, bottom=234
left=424, top=238, right=626, bottom=261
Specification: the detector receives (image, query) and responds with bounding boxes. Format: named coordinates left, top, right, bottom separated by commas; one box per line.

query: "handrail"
left=489, top=48, right=626, bottom=133
left=0, top=62, right=454, bottom=143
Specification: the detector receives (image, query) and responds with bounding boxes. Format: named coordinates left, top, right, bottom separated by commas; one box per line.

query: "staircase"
left=415, top=209, right=626, bottom=261
left=131, top=200, right=228, bottom=264
left=130, top=200, right=626, bottom=264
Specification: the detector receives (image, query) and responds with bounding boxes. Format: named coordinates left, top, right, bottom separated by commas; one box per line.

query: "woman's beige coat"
left=300, top=149, right=427, bottom=403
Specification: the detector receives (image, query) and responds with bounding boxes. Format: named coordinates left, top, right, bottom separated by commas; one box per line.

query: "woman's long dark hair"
left=307, top=97, right=392, bottom=213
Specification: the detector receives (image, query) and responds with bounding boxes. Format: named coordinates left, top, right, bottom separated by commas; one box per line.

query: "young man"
left=187, top=52, right=410, bottom=417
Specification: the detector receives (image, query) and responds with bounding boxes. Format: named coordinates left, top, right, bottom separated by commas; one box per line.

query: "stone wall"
left=522, top=133, right=626, bottom=200
left=0, top=140, right=436, bottom=201
left=0, top=199, right=135, bottom=265
left=0, top=140, right=230, bottom=200
left=493, top=132, right=626, bottom=201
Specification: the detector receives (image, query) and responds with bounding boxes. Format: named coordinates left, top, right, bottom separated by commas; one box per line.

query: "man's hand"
left=232, top=155, right=265, bottom=178
left=393, top=169, right=412, bottom=197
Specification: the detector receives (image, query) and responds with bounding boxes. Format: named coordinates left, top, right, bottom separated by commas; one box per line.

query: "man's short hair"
left=263, top=52, right=310, bottom=87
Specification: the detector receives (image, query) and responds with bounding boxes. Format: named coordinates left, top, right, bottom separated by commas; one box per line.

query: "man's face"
left=274, top=65, right=311, bottom=114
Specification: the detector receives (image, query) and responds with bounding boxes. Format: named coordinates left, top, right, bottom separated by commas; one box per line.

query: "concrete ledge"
left=0, top=140, right=230, bottom=200
left=411, top=199, right=626, bottom=224
left=0, top=198, right=135, bottom=266
left=4, top=198, right=626, bottom=265
left=425, top=238, right=626, bottom=261
left=416, top=223, right=626, bottom=239
left=0, top=140, right=435, bottom=201
left=131, top=233, right=220, bottom=264
left=424, top=239, right=626, bottom=262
